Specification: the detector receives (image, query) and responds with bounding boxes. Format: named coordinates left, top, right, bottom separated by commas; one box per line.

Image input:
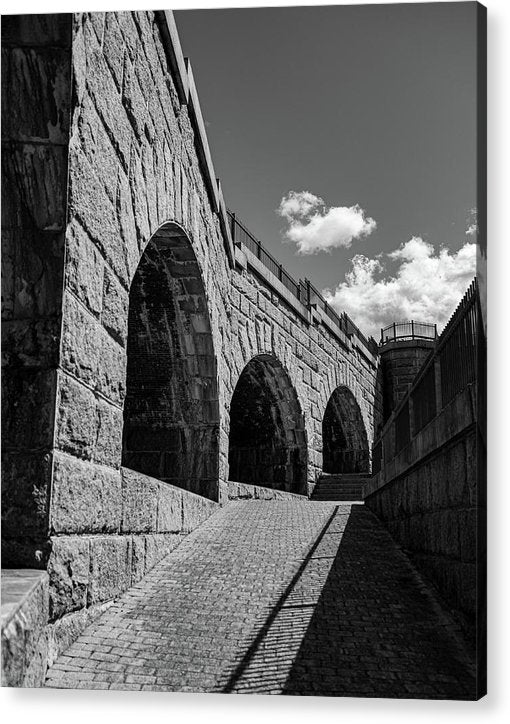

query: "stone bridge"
left=3, top=8, right=378, bottom=632
left=1, top=11, right=484, bottom=697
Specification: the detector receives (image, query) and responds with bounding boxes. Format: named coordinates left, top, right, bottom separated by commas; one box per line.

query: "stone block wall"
left=1, top=570, right=50, bottom=687
left=227, top=264, right=379, bottom=491
left=379, top=339, right=435, bottom=423
left=365, top=385, right=484, bottom=639
left=41, top=11, right=230, bottom=623
left=47, top=467, right=218, bottom=655
left=41, top=9, right=378, bottom=508
left=2, top=10, right=380, bottom=642
left=225, top=481, right=306, bottom=502
left=53, top=10, right=231, bottom=510
left=2, top=14, right=72, bottom=568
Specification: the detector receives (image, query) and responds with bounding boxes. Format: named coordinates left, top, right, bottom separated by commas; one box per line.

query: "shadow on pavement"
left=224, top=504, right=476, bottom=699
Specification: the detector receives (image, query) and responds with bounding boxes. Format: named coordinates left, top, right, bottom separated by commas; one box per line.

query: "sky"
left=175, top=2, right=479, bottom=338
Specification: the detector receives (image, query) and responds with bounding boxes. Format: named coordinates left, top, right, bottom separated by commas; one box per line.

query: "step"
left=316, top=480, right=365, bottom=490
left=312, top=489, right=364, bottom=496
left=311, top=495, right=365, bottom=501
left=319, top=472, right=368, bottom=477
left=319, top=473, right=370, bottom=482
left=313, top=484, right=365, bottom=491
left=312, top=483, right=366, bottom=490
left=311, top=482, right=365, bottom=501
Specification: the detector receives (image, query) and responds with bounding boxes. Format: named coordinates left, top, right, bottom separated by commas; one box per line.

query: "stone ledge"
left=47, top=471, right=219, bottom=620
left=222, top=480, right=307, bottom=503
left=121, top=467, right=218, bottom=534
left=1, top=569, right=49, bottom=687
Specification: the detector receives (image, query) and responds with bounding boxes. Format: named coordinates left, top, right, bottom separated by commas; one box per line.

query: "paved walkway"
left=45, top=501, right=476, bottom=698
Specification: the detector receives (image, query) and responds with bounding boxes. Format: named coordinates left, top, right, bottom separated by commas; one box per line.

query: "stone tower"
left=378, top=321, right=437, bottom=424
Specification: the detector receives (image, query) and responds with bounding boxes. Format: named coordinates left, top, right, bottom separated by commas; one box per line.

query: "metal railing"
left=437, top=279, right=478, bottom=407
left=229, top=212, right=301, bottom=299
left=373, top=278, right=480, bottom=467
left=394, top=399, right=411, bottom=456
left=380, top=321, right=437, bottom=346
left=228, top=210, right=378, bottom=357
left=411, top=363, right=437, bottom=435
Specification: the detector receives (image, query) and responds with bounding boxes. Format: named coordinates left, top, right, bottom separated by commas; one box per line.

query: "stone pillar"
left=379, top=338, right=436, bottom=424
left=1, top=14, right=72, bottom=567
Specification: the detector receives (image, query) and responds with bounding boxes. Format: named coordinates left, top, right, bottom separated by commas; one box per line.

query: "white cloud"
left=323, top=237, right=477, bottom=339
left=277, top=190, right=376, bottom=255
left=465, top=208, right=478, bottom=238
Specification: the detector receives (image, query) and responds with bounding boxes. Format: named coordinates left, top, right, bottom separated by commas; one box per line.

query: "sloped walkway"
left=45, top=501, right=476, bottom=698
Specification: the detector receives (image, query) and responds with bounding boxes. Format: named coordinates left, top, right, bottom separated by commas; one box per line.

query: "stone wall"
left=226, top=481, right=306, bottom=502
left=1, top=471, right=218, bottom=685
left=2, top=10, right=380, bottom=639
left=1, top=570, right=50, bottom=687
left=47, top=468, right=217, bottom=634
left=228, top=248, right=379, bottom=496
left=2, top=14, right=72, bottom=568
left=366, top=382, right=484, bottom=641
left=366, top=282, right=484, bottom=652
left=379, top=339, right=435, bottom=423
left=42, top=11, right=231, bottom=624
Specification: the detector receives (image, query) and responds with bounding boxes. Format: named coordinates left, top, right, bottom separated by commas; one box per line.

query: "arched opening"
left=122, top=223, right=219, bottom=500
left=322, top=386, right=369, bottom=474
left=228, top=354, right=307, bottom=494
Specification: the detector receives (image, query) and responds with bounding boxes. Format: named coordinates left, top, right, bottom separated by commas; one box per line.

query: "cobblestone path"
left=45, top=501, right=476, bottom=698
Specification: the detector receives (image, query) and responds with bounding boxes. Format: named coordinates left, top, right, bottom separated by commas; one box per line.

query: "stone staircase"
left=310, top=473, right=369, bottom=501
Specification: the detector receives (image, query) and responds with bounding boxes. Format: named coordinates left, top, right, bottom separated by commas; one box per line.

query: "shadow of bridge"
left=223, top=504, right=476, bottom=699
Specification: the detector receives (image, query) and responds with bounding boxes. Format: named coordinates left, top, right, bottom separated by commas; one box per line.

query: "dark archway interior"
left=228, top=355, right=307, bottom=493
left=322, top=386, right=369, bottom=474
left=122, top=224, right=219, bottom=500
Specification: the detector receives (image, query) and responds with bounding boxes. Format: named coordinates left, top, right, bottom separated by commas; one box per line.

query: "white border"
left=1, top=1, right=508, bottom=722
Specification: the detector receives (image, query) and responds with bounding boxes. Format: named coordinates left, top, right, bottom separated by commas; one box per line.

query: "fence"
left=437, top=280, right=479, bottom=406
left=380, top=321, right=437, bottom=346
left=374, top=278, right=480, bottom=464
left=394, top=400, right=411, bottom=455
left=411, top=363, right=437, bottom=435
left=229, top=212, right=301, bottom=299
left=229, top=211, right=378, bottom=356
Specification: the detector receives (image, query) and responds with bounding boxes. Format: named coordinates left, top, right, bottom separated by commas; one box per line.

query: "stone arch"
left=122, top=221, right=220, bottom=500
left=228, top=354, right=307, bottom=494
left=322, top=385, right=369, bottom=474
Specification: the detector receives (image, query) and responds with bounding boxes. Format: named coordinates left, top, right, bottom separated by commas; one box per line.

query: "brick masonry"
left=44, top=500, right=478, bottom=699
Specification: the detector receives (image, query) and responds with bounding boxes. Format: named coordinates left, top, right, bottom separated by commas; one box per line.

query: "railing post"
left=393, top=322, right=396, bottom=342
left=257, top=241, right=261, bottom=260
left=279, top=263, right=283, bottom=282
left=411, top=320, right=414, bottom=340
